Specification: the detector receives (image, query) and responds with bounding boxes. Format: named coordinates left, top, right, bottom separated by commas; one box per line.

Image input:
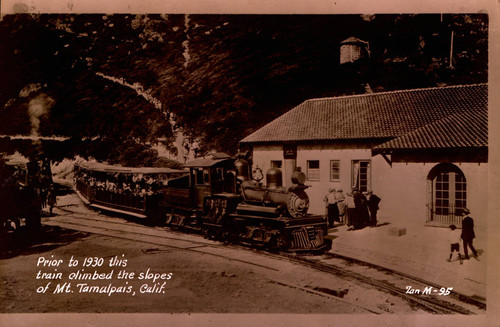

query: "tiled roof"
left=240, top=84, right=487, bottom=146
left=373, top=108, right=488, bottom=151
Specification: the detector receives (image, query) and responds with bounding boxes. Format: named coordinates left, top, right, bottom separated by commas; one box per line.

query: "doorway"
left=427, top=163, right=466, bottom=225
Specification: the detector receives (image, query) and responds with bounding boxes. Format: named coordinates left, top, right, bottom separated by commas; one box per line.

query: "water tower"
left=340, top=37, right=370, bottom=65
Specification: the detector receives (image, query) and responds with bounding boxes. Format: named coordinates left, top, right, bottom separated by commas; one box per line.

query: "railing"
left=427, top=203, right=464, bottom=226
left=76, top=180, right=150, bottom=215
left=94, top=189, right=147, bottom=212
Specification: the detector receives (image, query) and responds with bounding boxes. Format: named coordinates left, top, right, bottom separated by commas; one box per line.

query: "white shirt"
left=326, top=192, right=337, bottom=204
left=448, top=229, right=461, bottom=244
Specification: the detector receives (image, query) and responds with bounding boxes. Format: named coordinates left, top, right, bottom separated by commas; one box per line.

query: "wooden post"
left=449, top=30, right=454, bottom=68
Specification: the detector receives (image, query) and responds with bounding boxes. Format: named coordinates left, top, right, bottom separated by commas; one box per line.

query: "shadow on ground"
left=0, top=225, right=90, bottom=259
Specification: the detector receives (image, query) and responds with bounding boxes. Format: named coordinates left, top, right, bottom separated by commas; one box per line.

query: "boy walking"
left=447, top=224, right=463, bottom=264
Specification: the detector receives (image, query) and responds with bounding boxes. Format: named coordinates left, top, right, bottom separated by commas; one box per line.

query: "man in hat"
left=366, top=190, right=381, bottom=227
left=460, top=208, right=478, bottom=259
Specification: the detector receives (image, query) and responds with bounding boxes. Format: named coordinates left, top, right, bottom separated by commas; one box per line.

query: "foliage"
left=0, top=14, right=488, bottom=163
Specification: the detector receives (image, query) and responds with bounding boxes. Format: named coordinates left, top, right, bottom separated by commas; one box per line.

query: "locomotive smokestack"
left=234, top=157, right=251, bottom=181
left=266, top=168, right=282, bottom=189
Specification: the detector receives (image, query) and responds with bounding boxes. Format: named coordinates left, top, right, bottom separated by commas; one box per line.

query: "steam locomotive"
left=74, top=153, right=331, bottom=252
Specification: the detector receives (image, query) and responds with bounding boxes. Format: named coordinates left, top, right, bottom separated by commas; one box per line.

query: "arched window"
left=427, top=163, right=466, bottom=225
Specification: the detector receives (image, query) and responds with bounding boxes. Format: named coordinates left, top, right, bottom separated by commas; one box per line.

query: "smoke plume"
left=28, top=94, right=55, bottom=138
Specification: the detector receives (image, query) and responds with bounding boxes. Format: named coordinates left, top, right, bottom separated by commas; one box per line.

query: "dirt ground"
left=0, top=225, right=370, bottom=314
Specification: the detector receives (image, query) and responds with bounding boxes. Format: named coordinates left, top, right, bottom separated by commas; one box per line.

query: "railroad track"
left=266, top=252, right=483, bottom=314
left=47, top=205, right=485, bottom=314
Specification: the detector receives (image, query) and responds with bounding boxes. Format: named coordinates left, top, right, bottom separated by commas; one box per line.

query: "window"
left=215, top=167, right=224, bottom=180
left=455, top=173, right=467, bottom=210
left=435, top=173, right=450, bottom=215
left=194, top=168, right=210, bottom=185
left=307, top=160, right=320, bottom=181
left=330, top=160, right=340, bottom=181
left=203, top=169, right=210, bottom=184
left=270, top=160, right=282, bottom=169
left=352, top=160, right=371, bottom=192
left=195, top=168, right=204, bottom=185
left=435, top=171, right=466, bottom=215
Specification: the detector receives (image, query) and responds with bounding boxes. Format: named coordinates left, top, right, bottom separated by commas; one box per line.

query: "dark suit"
left=461, top=215, right=477, bottom=258
left=367, top=194, right=381, bottom=227
left=353, top=191, right=369, bottom=229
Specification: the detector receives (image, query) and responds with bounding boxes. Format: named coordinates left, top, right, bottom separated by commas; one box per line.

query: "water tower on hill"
left=339, top=37, right=370, bottom=65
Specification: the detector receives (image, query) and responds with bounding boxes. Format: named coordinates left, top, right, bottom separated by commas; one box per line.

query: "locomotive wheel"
left=203, top=224, right=221, bottom=240
left=165, top=210, right=174, bottom=225
left=146, top=213, right=160, bottom=226
left=201, top=225, right=209, bottom=239
left=213, top=227, right=223, bottom=241
left=267, top=231, right=287, bottom=252
left=168, top=214, right=186, bottom=230
left=222, top=229, right=239, bottom=245
left=268, top=235, right=279, bottom=252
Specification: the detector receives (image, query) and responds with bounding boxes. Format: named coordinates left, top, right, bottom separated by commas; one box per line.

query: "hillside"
left=0, top=14, right=488, bottom=165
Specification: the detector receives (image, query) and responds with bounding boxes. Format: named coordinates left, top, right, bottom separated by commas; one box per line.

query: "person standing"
left=461, top=208, right=478, bottom=259
left=366, top=190, right=381, bottom=227
left=352, top=188, right=369, bottom=229
left=323, top=188, right=338, bottom=228
left=345, top=190, right=356, bottom=230
left=336, top=189, right=346, bottom=224
left=40, top=186, right=48, bottom=209
left=47, top=184, right=57, bottom=216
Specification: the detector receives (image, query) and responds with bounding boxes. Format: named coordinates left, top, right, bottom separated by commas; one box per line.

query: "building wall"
left=372, top=158, right=488, bottom=226
left=251, top=144, right=488, bottom=227
left=252, top=144, right=372, bottom=216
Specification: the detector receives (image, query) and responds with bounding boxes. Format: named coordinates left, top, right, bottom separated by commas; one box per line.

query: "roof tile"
left=240, top=84, right=487, bottom=148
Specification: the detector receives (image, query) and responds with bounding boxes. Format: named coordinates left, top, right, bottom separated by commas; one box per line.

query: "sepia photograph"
left=0, top=0, right=498, bottom=326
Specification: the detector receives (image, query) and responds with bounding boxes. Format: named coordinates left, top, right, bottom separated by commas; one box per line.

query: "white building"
left=240, top=84, right=488, bottom=227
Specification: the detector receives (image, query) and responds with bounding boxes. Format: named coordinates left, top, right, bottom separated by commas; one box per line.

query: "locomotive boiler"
left=234, top=157, right=310, bottom=219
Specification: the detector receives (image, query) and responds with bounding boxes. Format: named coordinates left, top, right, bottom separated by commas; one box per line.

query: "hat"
left=462, top=208, right=470, bottom=215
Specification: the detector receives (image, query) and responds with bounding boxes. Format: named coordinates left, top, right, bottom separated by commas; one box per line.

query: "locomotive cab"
left=184, top=156, right=239, bottom=210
